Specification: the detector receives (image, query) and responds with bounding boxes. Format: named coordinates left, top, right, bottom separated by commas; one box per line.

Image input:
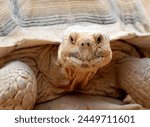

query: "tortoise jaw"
left=59, top=49, right=111, bottom=70
left=69, top=56, right=103, bottom=68
left=69, top=56, right=82, bottom=65
left=68, top=51, right=103, bottom=68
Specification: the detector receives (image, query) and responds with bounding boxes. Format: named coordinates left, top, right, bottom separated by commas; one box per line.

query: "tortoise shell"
left=0, top=0, right=150, bottom=58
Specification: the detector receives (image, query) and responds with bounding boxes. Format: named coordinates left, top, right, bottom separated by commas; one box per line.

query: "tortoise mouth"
left=60, top=50, right=110, bottom=69
left=68, top=56, right=104, bottom=68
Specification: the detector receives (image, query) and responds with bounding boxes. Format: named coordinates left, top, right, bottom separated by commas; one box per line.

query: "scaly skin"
left=0, top=61, right=37, bottom=109
left=117, top=58, right=150, bottom=107
left=0, top=26, right=150, bottom=109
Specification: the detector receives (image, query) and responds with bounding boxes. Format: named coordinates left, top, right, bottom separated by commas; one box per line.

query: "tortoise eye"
left=69, top=33, right=77, bottom=44
left=96, top=35, right=103, bottom=44
left=70, top=36, right=74, bottom=43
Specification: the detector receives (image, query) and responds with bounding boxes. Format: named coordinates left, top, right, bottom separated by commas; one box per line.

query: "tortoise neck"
left=62, top=67, right=97, bottom=90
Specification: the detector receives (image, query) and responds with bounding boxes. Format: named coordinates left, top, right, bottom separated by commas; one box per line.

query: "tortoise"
left=0, top=0, right=150, bottom=110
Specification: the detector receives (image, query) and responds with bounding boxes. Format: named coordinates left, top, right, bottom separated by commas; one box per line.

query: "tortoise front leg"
left=0, top=61, right=37, bottom=109
left=117, top=58, right=150, bottom=108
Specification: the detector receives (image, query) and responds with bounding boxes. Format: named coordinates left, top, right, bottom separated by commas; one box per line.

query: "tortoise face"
left=58, top=32, right=112, bottom=71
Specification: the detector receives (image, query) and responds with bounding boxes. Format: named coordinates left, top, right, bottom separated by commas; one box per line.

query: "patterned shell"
left=0, top=0, right=150, bottom=52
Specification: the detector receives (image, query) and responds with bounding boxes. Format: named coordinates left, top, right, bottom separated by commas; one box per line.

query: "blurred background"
left=142, top=0, right=150, bottom=18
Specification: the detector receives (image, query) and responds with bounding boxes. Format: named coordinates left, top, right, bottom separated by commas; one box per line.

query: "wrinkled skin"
left=0, top=26, right=150, bottom=109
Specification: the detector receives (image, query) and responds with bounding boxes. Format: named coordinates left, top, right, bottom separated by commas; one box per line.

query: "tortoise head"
left=58, top=27, right=112, bottom=71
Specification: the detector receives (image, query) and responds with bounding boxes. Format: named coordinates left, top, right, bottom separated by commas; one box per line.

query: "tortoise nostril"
left=81, top=43, right=90, bottom=47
